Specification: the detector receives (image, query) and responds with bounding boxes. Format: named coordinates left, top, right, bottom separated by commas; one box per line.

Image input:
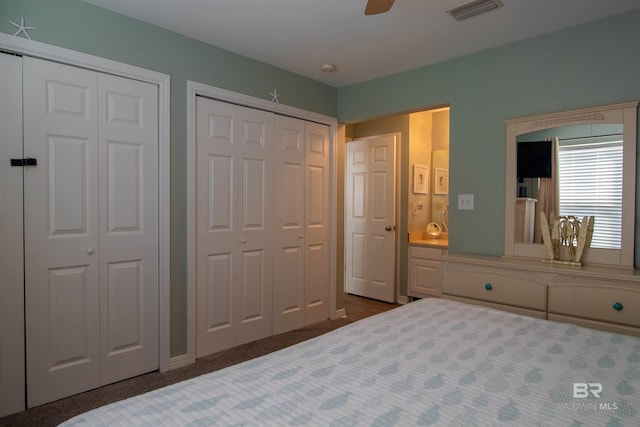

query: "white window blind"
left=557, top=138, right=623, bottom=249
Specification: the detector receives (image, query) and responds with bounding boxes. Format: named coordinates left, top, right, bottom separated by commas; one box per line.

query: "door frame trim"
left=0, top=33, right=172, bottom=372
left=186, top=80, right=339, bottom=367
left=344, top=133, right=401, bottom=302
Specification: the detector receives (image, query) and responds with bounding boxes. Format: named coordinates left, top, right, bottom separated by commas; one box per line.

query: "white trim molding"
left=396, top=295, right=410, bottom=305
left=0, top=33, right=172, bottom=372
left=504, top=101, right=637, bottom=269
left=186, top=80, right=339, bottom=367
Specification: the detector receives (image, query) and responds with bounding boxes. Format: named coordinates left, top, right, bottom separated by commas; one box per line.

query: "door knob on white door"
left=240, top=238, right=247, bottom=244
left=298, top=234, right=304, bottom=239
left=87, top=248, right=95, bottom=255
left=385, top=225, right=395, bottom=231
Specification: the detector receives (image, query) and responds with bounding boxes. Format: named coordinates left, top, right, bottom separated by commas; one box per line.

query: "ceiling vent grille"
left=447, top=0, right=504, bottom=21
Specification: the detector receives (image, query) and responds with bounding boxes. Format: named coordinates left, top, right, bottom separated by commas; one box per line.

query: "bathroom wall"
left=431, top=110, right=450, bottom=228
left=408, top=111, right=433, bottom=233
left=409, top=109, right=450, bottom=235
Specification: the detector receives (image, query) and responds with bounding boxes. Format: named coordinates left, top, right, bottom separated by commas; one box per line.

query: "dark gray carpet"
left=0, top=317, right=353, bottom=427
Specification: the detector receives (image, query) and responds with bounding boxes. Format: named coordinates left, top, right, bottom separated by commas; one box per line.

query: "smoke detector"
left=447, top=0, right=504, bottom=21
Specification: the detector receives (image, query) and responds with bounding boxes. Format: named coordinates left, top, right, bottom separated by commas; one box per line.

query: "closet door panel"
left=196, top=97, right=273, bottom=356
left=196, top=99, right=237, bottom=356
left=0, top=52, right=25, bottom=417
left=206, top=253, right=234, bottom=330
left=304, top=122, right=330, bottom=325
left=305, top=243, right=326, bottom=312
left=98, top=73, right=158, bottom=384
left=23, top=56, right=101, bottom=407
left=234, top=110, right=273, bottom=345
left=274, top=116, right=306, bottom=334
left=238, top=249, right=267, bottom=333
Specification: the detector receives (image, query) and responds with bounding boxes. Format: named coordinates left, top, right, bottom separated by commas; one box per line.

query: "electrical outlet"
left=458, top=194, right=474, bottom=210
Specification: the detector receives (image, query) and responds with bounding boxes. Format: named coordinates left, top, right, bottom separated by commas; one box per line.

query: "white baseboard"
left=396, top=295, right=409, bottom=305
left=334, top=308, right=347, bottom=319
left=169, top=354, right=195, bottom=371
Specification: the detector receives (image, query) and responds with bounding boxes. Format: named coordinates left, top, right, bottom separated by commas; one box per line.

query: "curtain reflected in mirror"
left=516, top=124, right=623, bottom=249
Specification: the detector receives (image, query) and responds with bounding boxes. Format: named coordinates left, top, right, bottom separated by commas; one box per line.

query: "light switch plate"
left=458, top=194, right=474, bottom=210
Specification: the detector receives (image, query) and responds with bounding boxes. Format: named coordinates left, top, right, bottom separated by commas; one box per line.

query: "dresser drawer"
left=443, top=269, right=546, bottom=311
left=548, top=285, right=640, bottom=328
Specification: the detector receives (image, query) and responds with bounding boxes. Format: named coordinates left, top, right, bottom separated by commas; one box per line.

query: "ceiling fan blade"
left=365, top=0, right=396, bottom=15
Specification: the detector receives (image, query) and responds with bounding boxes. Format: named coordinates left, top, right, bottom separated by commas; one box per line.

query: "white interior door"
left=0, top=52, right=26, bottom=417
left=345, top=135, right=397, bottom=302
left=274, top=116, right=306, bottom=333
left=98, top=73, right=159, bottom=385
left=24, top=57, right=101, bottom=406
left=303, top=121, right=330, bottom=324
left=196, top=97, right=274, bottom=357
left=273, top=117, right=330, bottom=334
left=23, top=56, right=159, bottom=406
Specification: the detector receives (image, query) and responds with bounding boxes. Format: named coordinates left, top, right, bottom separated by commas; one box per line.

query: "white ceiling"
left=81, top=0, right=640, bottom=88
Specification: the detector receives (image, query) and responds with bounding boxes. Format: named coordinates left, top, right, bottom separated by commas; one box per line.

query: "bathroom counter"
left=408, top=232, right=448, bottom=248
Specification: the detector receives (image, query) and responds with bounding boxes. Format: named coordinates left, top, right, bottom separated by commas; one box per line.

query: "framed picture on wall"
left=435, top=168, right=448, bottom=195
left=413, top=164, right=428, bottom=194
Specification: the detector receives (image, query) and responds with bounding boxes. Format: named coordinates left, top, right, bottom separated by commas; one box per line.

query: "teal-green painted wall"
left=3, top=0, right=640, bottom=359
left=1, top=0, right=337, bottom=357
left=338, top=9, right=640, bottom=263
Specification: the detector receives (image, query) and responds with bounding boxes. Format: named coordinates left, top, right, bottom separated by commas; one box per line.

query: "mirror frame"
left=504, top=101, right=638, bottom=268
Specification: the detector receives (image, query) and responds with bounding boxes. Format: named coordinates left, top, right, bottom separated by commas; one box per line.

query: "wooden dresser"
left=442, top=254, right=640, bottom=336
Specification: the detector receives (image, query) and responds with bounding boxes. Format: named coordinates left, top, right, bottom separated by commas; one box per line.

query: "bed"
left=60, top=298, right=640, bottom=426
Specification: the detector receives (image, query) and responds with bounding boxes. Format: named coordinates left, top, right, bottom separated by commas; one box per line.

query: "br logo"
left=573, top=383, right=603, bottom=398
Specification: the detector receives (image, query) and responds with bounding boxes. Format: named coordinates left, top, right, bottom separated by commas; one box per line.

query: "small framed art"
left=435, top=168, right=449, bottom=195
left=413, top=164, right=428, bottom=194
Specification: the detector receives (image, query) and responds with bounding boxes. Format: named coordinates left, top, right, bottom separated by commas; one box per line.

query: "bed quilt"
left=60, top=298, right=640, bottom=426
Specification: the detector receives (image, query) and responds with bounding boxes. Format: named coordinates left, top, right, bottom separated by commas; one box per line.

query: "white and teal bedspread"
left=61, top=298, right=640, bottom=426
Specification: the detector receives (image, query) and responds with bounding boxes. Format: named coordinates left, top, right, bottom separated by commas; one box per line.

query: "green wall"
left=3, top=0, right=640, bottom=359
left=338, top=9, right=640, bottom=264
left=1, top=0, right=337, bottom=357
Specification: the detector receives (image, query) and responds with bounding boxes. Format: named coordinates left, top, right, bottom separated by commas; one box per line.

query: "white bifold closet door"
left=23, top=56, right=159, bottom=407
left=273, top=116, right=330, bottom=334
left=195, top=97, right=330, bottom=357
left=196, top=97, right=274, bottom=357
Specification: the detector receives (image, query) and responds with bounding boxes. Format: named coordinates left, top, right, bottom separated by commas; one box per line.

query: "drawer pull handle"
left=485, top=283, right=493, bottom=291
left=612, top=302, right=623, bottom=311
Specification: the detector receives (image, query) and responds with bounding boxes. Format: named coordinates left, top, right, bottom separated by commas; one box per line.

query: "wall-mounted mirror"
left=504, top=102, right=638, bottom=268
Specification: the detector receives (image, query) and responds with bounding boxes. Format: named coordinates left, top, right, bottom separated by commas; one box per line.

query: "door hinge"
left=10, top=157, right=37, bottom=167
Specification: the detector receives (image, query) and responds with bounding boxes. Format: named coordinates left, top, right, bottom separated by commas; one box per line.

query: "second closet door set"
left=195, top=97, right=330, bottom=358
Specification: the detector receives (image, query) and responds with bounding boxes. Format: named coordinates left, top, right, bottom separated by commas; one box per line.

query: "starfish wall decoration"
left=269, top=89, right=281, bottom=103
left=9, top=16, right=36, bottom=40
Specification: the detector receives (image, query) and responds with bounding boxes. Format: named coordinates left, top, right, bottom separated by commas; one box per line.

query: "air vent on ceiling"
left=447, top=0, right=504, bottom=21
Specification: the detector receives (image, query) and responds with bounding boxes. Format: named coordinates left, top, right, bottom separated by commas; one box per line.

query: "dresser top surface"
left=443, top=253, right=640, bottom=282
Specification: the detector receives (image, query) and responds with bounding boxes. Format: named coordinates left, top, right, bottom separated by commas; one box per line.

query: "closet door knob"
left=485, top=283, right=493, bottom=291
left=240, top=238, right=247, bottom=244
left=612, top=302, right=623, bottom=311
left=298, top=234, right=304, bottom=239
left=87, top=248, right=95, bottom=255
